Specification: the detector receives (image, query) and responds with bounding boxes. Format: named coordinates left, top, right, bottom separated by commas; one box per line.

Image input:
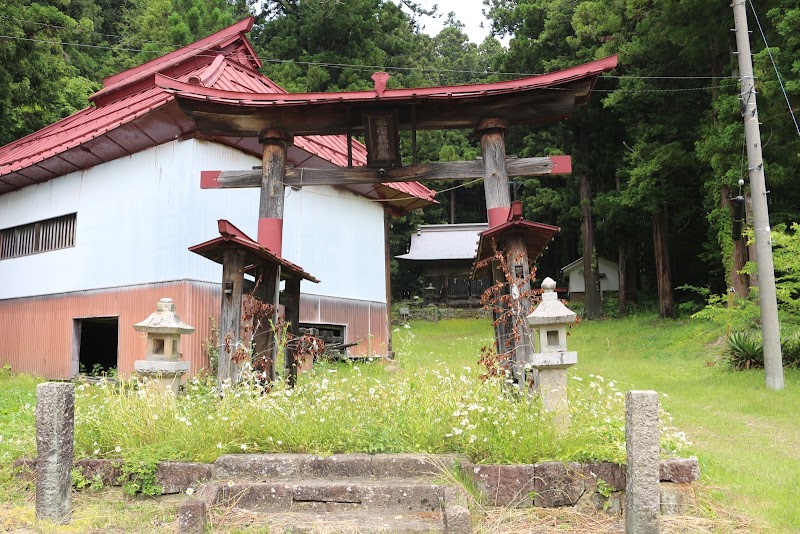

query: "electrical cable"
left=0, top=14, right=740, bottom=82
left=746, top=0, right=800, bottom=136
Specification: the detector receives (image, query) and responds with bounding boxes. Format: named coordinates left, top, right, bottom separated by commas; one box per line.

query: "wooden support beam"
left=200, top=156, right=572, bottom=189
left=477, top=118, right=512, bottom=228
left=257, top=129, right=293, bottom=253
left=504, top=233, right=534, bottom=383
left=284, top=277, right=301, bottom=387
left=253, top=264, right=281, bottom=383
left=219, top=249, right=246, bottom=386
left=477, top=118, right=536, bottom=386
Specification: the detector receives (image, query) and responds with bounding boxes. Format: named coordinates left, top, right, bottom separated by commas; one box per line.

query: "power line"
left=747, top=0, right=800, bottom=137
left=0, top=32, right=745, bottom=93
left=0, top=14, right=739, bottom=82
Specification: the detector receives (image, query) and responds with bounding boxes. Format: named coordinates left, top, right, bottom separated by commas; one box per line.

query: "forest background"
left=2, top=0, right=799, bottom=320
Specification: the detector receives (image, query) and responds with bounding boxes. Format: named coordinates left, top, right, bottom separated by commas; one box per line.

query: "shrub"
left=724, top=331, right=763, bottom=370
left=781, top=332, right=800, bottom=368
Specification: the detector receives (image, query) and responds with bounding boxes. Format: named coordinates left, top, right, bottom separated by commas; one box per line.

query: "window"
left=0, top=213, right=76, bottom=260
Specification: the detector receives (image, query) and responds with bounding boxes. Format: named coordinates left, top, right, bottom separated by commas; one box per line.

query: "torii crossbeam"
left=158, top=54, right=618, bottom=382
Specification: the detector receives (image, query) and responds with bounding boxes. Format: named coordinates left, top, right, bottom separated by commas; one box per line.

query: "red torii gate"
left=158, top=55, right=617, bottom=382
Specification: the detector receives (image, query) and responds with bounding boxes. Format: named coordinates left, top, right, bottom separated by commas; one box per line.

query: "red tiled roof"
left=0, top=18, right=435, bottom=211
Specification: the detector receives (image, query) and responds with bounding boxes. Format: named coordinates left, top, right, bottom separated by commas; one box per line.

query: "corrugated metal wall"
left=0, top=282, right=387, bottom=378
left=0, top=281, right=218, bottom=379
left=299, top=294, right=388, bottom=356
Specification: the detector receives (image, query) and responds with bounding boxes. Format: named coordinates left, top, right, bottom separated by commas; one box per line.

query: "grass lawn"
left=396, top=315, right=800, bottom=532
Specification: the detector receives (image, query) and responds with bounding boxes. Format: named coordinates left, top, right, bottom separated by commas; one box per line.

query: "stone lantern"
left=133, top=298, right=194, bottom=394
left=526, top=277, right=577, bottom=426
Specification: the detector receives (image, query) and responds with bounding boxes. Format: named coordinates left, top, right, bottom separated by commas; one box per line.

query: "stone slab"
left=372, top=453, right=462, bottom=479
left=361, top=483, right=442, bottom=512
left=134, top=360, right=190, bottom=373
left=74, top=458, right=124, bottom=487
left=223, top=482, right=294, bottom=512
left=443, top=504, right=472, bottom=534
left=533, top=462, right=584, bottom=507
left=584, top=461, right=626, bottom=492
left=12, top=458, right=36, bottom=483
left=660, top=482, right=697, bottom=515
left=292, top=480, right=363, bottom=503
left=195, top=483, right=223, bottom=507
left=157, top=461, right=213, bottom=494
left=659, top=458, right=700, bottom=483
left=214, top=453, right=316, bottom=480
left=467, top=463, right=535, bottom=507
left=307, top=453, right=374, bottom=478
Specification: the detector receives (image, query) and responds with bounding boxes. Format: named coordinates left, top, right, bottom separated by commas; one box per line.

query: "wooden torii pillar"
left=254, top=129, right=294, bottom=383
left=477, top=119, right=535, bottom=379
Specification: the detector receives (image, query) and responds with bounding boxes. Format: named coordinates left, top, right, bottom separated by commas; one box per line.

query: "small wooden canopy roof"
left=474, top=202, right=560, bottom=276
left=189, top=220, right=319, bottom=283
left=156, top=55, right=618, bottom=137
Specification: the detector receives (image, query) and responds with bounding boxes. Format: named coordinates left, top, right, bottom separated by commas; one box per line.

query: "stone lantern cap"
left=133, top=298, right=195, bottom=335
left=527, top=278, right=576, bottom=325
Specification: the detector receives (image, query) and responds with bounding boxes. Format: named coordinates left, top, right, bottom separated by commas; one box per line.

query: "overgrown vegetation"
left=47, top=362, right=684, bottom=467
left=4, top=317, right=800, bottom=530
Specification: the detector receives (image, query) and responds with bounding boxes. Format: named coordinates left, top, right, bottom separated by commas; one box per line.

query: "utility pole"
left=732, top=0, right=784, bottom=390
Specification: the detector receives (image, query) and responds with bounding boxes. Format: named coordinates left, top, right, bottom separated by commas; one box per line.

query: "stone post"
left=177, top=499, right=207, bottom=534
left=625, top=390, right=660, bottom=534
left=35, top=382, right=74, bottom=523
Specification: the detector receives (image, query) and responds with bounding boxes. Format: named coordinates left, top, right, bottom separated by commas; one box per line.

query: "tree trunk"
left=721, top=184, right=750, bottom=296
left=618, top=241, right=628, bottom=314
left=653, top=206, right=675, bottom=318
left=627, top=246, right=639, bottom=304
left=580, top=174, right=603, bottom=318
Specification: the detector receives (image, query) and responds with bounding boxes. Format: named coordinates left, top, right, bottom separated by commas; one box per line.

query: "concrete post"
left=732, top=0, right=784, bottom=390
left=625, top=390, right=660, bottom=534
left=35, top=382, right=74, bottom=523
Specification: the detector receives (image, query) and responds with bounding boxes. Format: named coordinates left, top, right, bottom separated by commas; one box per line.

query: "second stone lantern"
left=526, top=277, right=578, bottom=427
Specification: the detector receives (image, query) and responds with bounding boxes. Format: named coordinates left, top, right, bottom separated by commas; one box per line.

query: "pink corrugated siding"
left=0, top=281, right=219, bottom=379
left=0, top=282, right=386, bottom=378
left=299, top=295, right=388, bottom=356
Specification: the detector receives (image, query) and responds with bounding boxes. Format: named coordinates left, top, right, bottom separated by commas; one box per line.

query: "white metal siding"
left=0, top=139, right=387, bottom=303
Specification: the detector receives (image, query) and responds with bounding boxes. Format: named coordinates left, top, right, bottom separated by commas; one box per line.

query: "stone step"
left=219, top=509, right=447, bottom=533
left=213, top=453, right=465, bottom=482
left=193, top=478, right=472, bottom=533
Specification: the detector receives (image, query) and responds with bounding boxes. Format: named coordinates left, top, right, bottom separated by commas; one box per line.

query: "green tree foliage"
left=0, top=1, right=106, bottom=144
left=488, top=0, right=799, bottom=318
left=121, top=0, right=251, bottom=68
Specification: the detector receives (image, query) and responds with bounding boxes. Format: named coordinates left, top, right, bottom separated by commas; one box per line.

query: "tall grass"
left=400, top=316, right=800, bottom=531
left=66, top=361, right=685, bottom=467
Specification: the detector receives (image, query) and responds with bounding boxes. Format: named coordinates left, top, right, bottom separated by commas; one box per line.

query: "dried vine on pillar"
left=476, top=238, right=540, bottom=383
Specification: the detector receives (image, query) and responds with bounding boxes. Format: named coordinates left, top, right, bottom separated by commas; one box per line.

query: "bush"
left=724, top=331, right=763, bottom=370
left=782, top=332, right=800, bottom=368
left=723, top=330, right=800, bottom=370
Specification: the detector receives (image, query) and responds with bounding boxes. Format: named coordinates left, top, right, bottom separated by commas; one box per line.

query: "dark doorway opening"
left=74, top=317, right=119, bottom=376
